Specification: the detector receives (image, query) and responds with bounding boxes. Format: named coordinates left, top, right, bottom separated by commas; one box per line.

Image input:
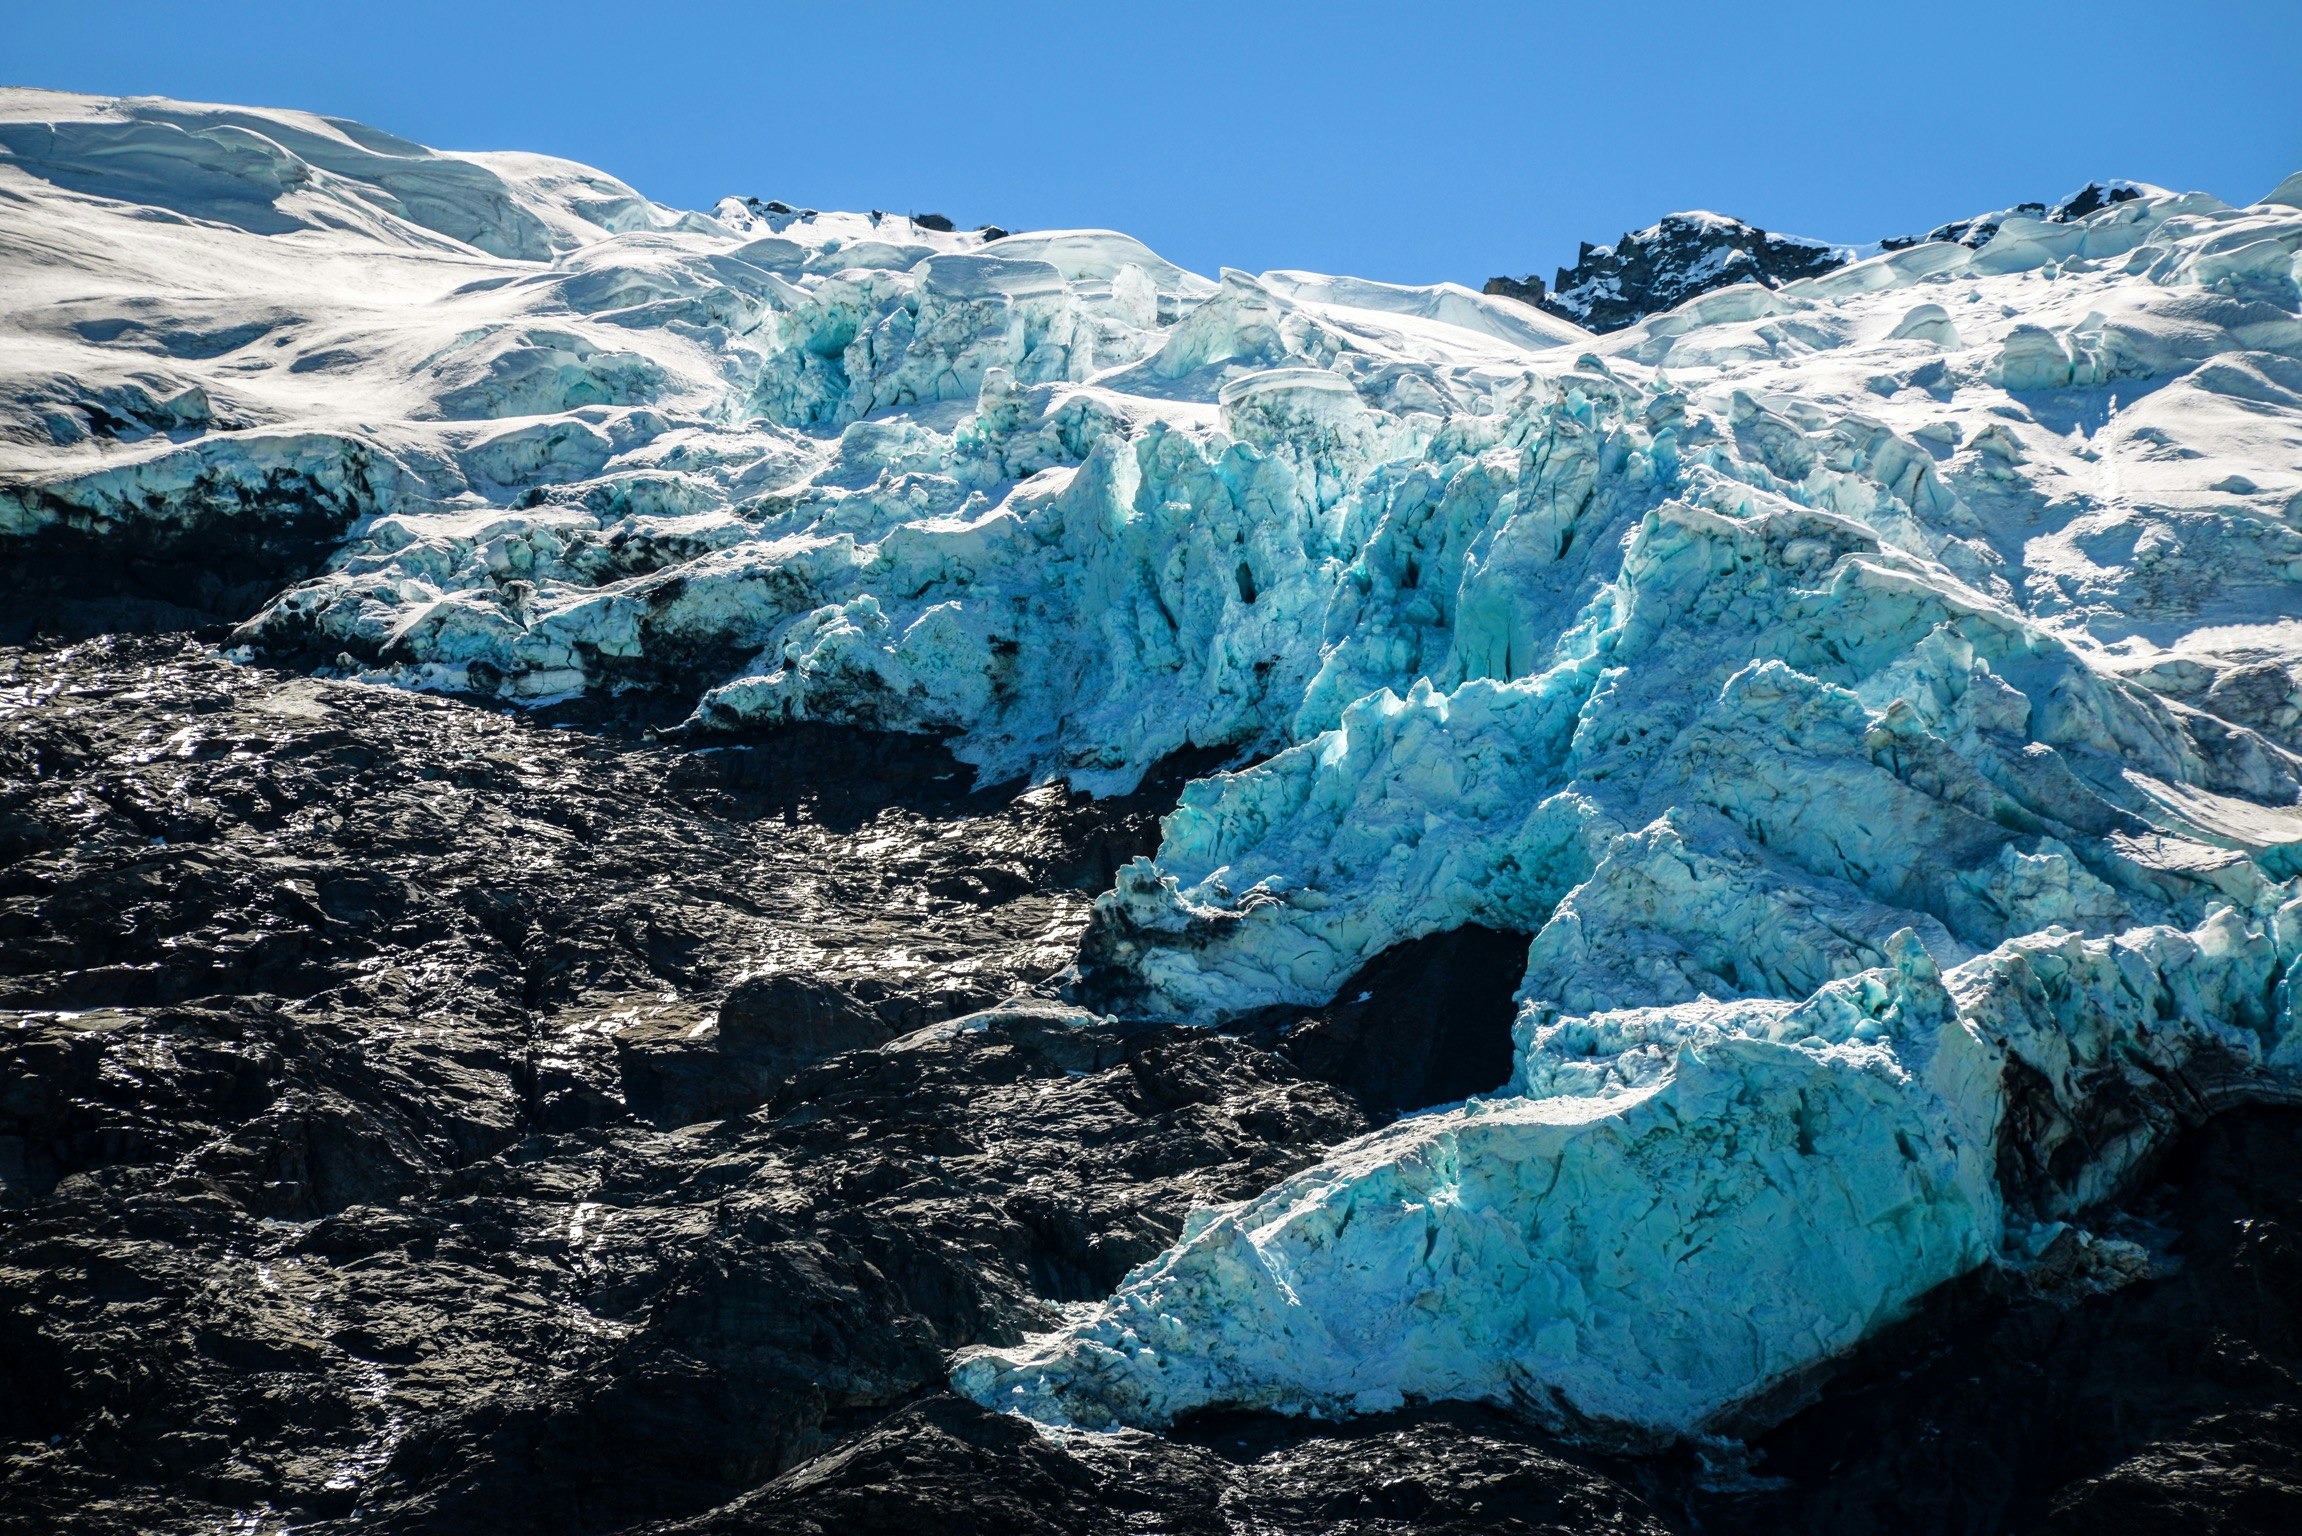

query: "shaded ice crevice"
left=8, top=91, right=2302, bottom=1440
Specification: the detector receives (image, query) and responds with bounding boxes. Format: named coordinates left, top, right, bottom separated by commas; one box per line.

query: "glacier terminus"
left=7, top=88, right=2302, bottom=1452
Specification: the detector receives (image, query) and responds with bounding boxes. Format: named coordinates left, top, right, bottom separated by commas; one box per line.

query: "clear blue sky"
left=9, top=1, right=2299, bottom=285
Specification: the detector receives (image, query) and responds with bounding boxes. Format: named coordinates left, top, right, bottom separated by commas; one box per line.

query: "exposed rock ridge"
left=1486, top=181, right=2155, bottom=332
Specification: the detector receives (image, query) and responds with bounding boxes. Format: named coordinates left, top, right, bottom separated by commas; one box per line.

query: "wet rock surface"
left=0, top=634, right=1361, bottom=1532
left=1, top=633, right=2299, bottom=1534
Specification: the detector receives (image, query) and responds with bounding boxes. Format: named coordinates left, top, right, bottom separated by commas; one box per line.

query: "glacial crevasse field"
left=8, top=88, right=2302, bottom=1444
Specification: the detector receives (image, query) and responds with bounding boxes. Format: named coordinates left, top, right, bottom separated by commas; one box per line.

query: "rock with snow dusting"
left=1481, top=183, right=2163, bottom=336
left=1491, top=210, right=1852, bottom=333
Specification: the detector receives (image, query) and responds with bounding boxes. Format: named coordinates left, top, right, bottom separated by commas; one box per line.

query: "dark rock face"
left=5, top=630, right=2301, bottom=1535
left=0, top=635, right=1370, bottom=1532
left=1481, top=272, right=1549, bottom=308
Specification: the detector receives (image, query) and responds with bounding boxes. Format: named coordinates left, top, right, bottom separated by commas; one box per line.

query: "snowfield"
left=8, top=88, right=2302, bottom=1441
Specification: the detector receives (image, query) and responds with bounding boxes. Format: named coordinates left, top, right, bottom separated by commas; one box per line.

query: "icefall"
left=6, top=89, right=2302, bottom=1440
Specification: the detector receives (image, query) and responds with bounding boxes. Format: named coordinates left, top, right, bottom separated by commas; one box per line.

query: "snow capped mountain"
left=1486, top=183, right=2162, bottom=334
left=8, top=88, right=2302, bottom=1449
left=1486, top=210, right=1852, bottom=332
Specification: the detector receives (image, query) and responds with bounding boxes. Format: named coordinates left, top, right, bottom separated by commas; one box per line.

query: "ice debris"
left=6, top=89, right=2302, bottom=1440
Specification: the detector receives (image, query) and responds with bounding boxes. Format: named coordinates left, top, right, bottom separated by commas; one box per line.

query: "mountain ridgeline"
left=1486, top=182, right=2149, bottom=331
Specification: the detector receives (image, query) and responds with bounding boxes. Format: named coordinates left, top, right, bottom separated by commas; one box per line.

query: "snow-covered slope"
left=7, top=89, right=2302, bottom=1446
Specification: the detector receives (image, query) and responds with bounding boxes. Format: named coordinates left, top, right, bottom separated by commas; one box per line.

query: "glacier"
left=7, top=89, right=2302, bottom=1443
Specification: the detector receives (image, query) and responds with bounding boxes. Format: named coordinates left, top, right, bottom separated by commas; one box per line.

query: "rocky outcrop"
left=1489, top=212, right=1850, bottom=332
left=1486, top=182, right=2156, bottom=333
left=0, top=636, right=1368, bottom=1532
